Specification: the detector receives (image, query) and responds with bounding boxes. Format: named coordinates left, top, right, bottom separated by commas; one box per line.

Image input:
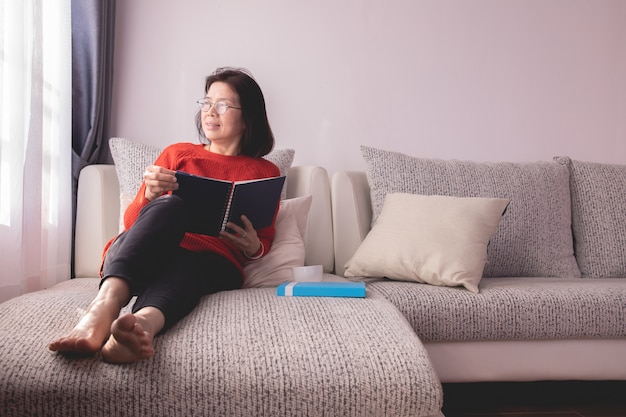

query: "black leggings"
left=101, top=194, right=242, bottom=331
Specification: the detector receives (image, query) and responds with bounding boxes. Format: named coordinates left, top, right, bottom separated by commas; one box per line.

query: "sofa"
left=1, top=141, right=625, bottom=417
left=0, top=159, right=444, bottom=417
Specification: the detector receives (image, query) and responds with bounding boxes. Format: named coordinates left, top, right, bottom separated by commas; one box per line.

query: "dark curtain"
left=71, top=0, right=117, bottom=276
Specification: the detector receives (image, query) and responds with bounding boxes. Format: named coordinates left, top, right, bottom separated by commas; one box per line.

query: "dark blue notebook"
left=173, top=171, right=285, bottom=236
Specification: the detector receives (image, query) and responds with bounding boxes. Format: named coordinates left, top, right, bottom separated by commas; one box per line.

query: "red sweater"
left=103, top=142, right=281, bottom=279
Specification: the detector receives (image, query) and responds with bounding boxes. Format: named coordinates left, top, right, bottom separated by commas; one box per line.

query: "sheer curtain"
left=0, top=0, right=72, bottom=303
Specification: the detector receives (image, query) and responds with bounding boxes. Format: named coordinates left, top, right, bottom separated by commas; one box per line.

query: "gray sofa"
left=0, top=163, right=443, bottom=417
left=1, top=143, right=625, bottom=417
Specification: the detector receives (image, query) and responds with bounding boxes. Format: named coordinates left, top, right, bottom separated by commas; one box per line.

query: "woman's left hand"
left=219, top=215, right=261, bottom=257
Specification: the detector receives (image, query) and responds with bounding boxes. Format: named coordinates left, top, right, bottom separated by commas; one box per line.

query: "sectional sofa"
left=0, top=141, right=624, bottom=417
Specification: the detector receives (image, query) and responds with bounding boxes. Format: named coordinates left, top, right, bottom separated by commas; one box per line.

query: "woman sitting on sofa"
left=49, top=67, right=280, bottom=364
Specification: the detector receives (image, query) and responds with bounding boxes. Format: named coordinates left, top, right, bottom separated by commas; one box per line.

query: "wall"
left=110, top=0, right=626, bottom=174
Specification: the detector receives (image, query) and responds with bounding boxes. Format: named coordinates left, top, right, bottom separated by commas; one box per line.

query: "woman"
left=49, top=67, right=280, bottom=364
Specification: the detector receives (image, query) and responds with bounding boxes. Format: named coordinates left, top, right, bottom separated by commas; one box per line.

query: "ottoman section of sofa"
left=0, top=278, right=443, bottom=417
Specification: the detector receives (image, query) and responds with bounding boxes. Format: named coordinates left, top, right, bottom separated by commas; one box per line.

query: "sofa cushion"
left=555, top=156, right=626, bottom=278
left=367, top=277, right=626, bottom=343
left=109, top=137, right=295, bottom=232
left=344, top=193, right=509, bottom=293
left=0, top=278, right=443, bottom=417
left=243, top=195, right=312, bottom=288
left=361, top=145, right=581, bottom=278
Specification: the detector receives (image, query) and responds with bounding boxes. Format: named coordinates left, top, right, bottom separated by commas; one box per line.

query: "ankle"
left=134, top=307, right=165, bottom=337
left=98, top=277, right=131, bottom=308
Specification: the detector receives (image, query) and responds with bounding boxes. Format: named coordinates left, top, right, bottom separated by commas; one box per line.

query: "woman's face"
left=201, top=81, right=245, bottom=150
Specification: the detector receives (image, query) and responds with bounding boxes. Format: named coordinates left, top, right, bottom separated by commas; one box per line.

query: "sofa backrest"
left=554, top=156, right=626, bottom=278
left=332, top=159, right=626, bottom=279
left=74, top=164, right=335, bottom=278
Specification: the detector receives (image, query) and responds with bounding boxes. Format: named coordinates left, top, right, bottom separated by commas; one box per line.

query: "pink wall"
left=111, top=0, right=626, bottom=173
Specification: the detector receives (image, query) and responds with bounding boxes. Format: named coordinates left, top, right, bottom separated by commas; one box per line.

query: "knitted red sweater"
left=103, top=142, right=281, bottom=279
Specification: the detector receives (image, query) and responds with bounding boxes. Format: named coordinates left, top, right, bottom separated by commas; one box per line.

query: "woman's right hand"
left=143, top=165, right=179, bottom=201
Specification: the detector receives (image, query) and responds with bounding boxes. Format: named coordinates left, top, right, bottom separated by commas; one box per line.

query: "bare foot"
left=48, top=277, right=130, bottom=356
left=101, top=313, right=155, bottom=364
left=48, top=299, right=120, bottom=355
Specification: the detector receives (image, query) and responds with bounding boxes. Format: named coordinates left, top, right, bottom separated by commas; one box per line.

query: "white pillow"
left=344, top=193, right=509, bottom=293
left=243, top=195, right=313, bottom=288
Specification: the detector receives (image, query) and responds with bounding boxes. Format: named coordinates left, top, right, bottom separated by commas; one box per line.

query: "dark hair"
left=195, top=67, right=275, bottom=158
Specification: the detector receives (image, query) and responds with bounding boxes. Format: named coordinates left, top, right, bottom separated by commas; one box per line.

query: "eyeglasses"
left=196, top=98, right=242, bottom=115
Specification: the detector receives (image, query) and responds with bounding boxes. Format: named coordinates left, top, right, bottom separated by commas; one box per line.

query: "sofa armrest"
left=74, top=164, right=120, bottom=278
left=331, top=171, right=372, bottom=276
left=286, top=166, right=334, bottom=272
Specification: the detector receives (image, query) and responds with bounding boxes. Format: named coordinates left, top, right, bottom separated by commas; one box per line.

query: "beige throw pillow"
left=344, top=193, right=509, bottom=293
left=243, top=195, right=312, bottom=288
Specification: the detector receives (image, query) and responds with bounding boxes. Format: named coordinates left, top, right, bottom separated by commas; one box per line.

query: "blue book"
left=276, top=281, right=366, bottom=298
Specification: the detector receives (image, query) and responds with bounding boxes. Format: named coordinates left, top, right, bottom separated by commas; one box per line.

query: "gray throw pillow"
left=361, top=145, right=581, bottom=278
left=555, top=156, right=626, bottom=278
left=109, top=137, right=295, bottom=232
